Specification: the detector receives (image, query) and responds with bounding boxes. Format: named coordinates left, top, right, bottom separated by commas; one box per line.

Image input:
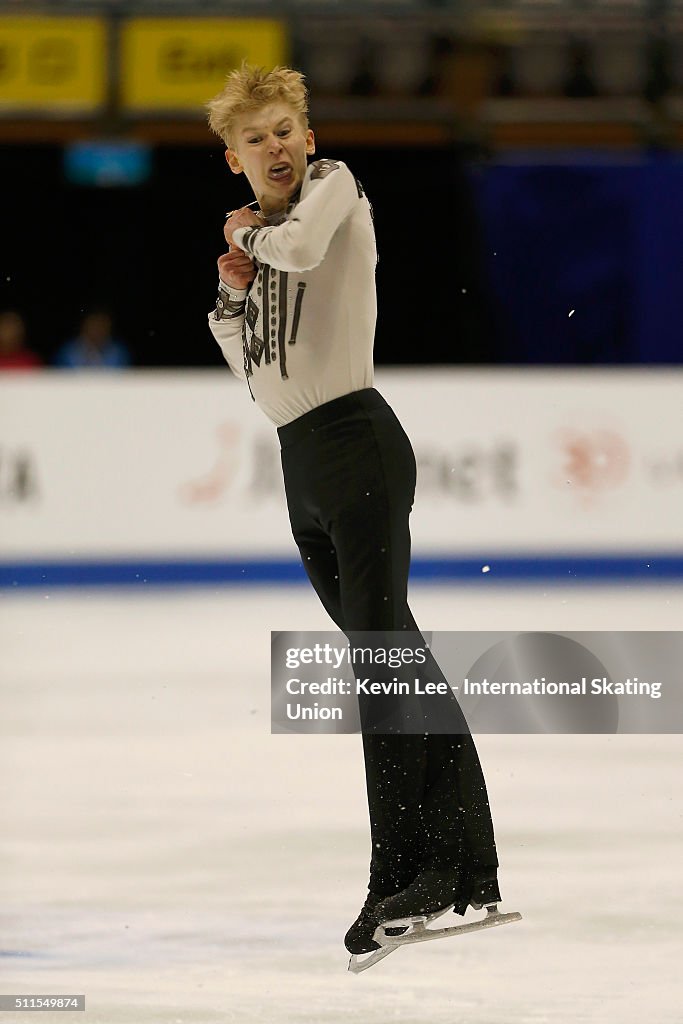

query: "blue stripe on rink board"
left=1, top=554, right=683, bottom=588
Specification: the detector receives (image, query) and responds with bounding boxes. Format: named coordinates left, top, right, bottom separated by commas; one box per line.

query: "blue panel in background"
left=64, top=140, right=152, bottom=188
left=634, top=160, right=683, bottom=362
left=468, top=155, right=683, bottom=365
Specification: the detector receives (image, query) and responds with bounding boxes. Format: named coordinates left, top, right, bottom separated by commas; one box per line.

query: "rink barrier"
left=3, top=370, right=682, bottom=562
left=1, top=553, right=683, bottom=589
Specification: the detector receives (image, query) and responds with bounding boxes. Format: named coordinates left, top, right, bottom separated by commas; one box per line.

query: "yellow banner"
left=0, top=17, right=106, bottom=111
left=121, top=19, right=287, bottom=111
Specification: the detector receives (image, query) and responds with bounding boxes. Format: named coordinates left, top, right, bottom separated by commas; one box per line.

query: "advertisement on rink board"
left=1, top=368, right=682, bottom=570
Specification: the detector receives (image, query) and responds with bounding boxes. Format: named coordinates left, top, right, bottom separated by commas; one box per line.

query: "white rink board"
left=1, top=368, right=682, bottom=559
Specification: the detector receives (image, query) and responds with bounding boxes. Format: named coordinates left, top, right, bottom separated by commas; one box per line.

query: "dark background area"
left=0, top=143, right=495, bottom=368
left=2, top=143, right=681, bottom=367
left=2, top=1, right=682, bottom=369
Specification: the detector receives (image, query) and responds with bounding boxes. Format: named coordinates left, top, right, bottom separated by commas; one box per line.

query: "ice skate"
left=344, top=890, right=409, bottom=962
left=348, top=868, right=521, bottom=974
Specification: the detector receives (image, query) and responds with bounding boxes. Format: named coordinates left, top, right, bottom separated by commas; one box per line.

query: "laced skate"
left=348, top=869, right=522, bottom=974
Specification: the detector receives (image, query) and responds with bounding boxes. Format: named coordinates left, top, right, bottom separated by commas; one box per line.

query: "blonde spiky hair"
left=207, top=62, right=309, bottom=149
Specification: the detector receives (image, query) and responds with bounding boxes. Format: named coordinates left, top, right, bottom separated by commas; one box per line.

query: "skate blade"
left=348, top=944, right=398, bottom=974
left=374, top=904, right=522, bottom=947
left=347, top=905, right=454, bottom=974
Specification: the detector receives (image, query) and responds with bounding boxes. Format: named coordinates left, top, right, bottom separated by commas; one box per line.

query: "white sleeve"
left=207, top=281, right=247, bottom=380
left=231, top=160, right=361, bottom=273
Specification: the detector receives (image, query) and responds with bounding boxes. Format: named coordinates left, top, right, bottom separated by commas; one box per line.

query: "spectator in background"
left=643, top=33, right=673, bottom=105
left=349, top=38, right=381, bottom=97
left=0, top=310, right=42, bottom=370
left=562, top=38, right=598, bottom=99
left=492, top=45, right=518, bottom=98
left=55, top=309, right=130, bottom=369
left=417, top=34, right=458, bottom=97
left=641, top=33, right=676, bottom=151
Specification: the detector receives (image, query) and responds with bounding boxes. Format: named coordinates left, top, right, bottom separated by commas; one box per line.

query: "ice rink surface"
left=1, top=583, right=682, bottom=1024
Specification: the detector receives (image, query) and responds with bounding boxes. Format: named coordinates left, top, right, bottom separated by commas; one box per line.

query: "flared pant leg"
left=278, top=389, right=498, bottom=896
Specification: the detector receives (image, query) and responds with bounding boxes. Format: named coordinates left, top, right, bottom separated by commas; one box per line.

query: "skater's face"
left=225, top=102, right=315, bottom=216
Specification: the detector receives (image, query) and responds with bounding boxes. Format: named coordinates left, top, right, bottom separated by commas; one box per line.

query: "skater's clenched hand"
left=217, top=249, right=257, bottom=291
left=224, top=206, right=263, bottom=247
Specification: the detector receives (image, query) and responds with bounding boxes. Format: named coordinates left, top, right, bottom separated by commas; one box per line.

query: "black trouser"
left=277, top=388, right=498, bottom=896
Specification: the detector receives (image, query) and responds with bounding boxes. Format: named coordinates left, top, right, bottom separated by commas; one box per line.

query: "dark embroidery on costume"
left=214, top=288, right=245, bottom=321
left=245, top=295, right=258, bottom=334
left=244, top=295, right=265, bottom=368
left=240, top=225, right=266, bottom=255
left=358, top=181, right=378, bottom=264
left=240, top=320, right=255, bottom=402
left=310, top=158, right=340, bottom=180
left=350, top=174, right=377, bottom=265
left=289, top=282, right=306, bottom=345
left=242, top=315, right=251, bottom=377
left=261, top=266, right=272, bottom=364
left=277, top=271, right=289, bottom=379
left=240, top=261, right=310, bottom=386
left=249, top=333, right=265, bottom=366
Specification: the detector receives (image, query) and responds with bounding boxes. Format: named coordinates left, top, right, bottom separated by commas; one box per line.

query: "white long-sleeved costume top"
left=207, top=158, right=377, bottom=427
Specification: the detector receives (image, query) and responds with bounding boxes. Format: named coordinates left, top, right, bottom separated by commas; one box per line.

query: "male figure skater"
left=206, top=64, right=512, bottom=967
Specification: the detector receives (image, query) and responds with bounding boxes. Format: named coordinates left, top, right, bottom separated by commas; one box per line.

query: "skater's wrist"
left=214, top=278, right=247, bottom=321
left=218, top=278, right=248, bottom=301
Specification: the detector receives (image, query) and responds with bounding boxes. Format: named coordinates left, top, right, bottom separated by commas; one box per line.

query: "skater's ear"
left=225, top=149, right=243, bottom=175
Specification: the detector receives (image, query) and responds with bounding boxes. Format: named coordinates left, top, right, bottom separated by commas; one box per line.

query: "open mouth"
left=268, top=162, right=293, bottom=182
